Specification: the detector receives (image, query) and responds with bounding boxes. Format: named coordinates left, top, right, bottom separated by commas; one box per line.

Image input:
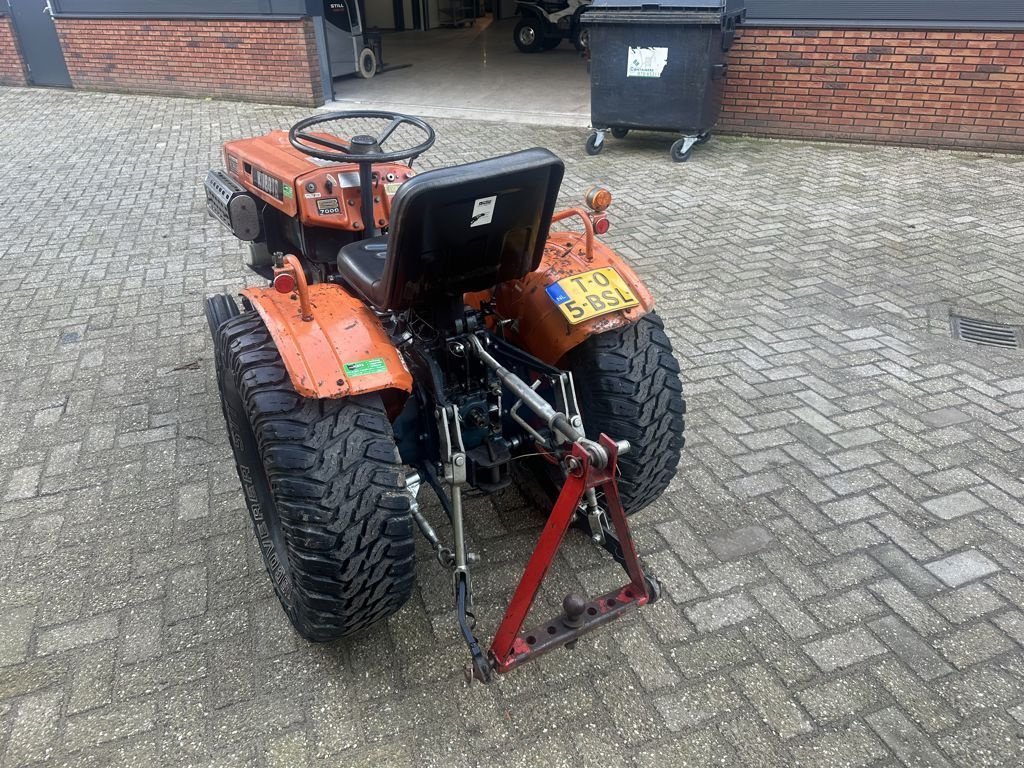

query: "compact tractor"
left=203, top=112, right=685, bottom=682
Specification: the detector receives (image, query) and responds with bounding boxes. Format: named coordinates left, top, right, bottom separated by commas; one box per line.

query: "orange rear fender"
left=492, top=231, right=655, bottom=365
left=241, top=282, right=412, bottom=401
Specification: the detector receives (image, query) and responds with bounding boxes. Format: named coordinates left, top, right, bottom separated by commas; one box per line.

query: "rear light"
left=592, top=214, right=610, bottom=235
left=273, top=272, right=296, bottom=294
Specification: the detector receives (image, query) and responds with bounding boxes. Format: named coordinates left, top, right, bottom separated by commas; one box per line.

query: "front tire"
left=572, top=25, right=589, bottom=52
left=514, top=18, right=546, bottom=53
left=357, top=47, right=377, bottom=79
left=214, top=312, right=416, bottom=641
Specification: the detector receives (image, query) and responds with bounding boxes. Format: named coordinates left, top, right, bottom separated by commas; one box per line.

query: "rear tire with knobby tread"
left=566, top=312, right=685, bottom=513
left=214, top=311, right=415, bottom=642
left=516, top=312, right=685, bottom=516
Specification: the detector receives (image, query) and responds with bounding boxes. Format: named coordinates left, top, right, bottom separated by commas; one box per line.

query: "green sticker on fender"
left=344, top=357, right=387, bottom=377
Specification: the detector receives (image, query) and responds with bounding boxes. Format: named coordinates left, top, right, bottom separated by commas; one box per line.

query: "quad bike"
left=203, top=111, right=685, bottom=682
left=513, top=0, right=591, bottom=53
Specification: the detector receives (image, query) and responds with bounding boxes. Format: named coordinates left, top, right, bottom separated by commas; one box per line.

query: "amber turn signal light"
left=584, top=185, right=613, bottom=212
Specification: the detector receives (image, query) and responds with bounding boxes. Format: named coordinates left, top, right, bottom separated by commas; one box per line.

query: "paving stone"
left=718, top=716, right=791, bottom=767
left=4, top=464, right=42, bottom=501
left=4, top=690, right=62, bottom=766
left=822, top=495, right=887, bottom=525
left=653, top=675, right=744, bottom=731
left=924, top=550, right=1001, bottom=587
left=933, top=622, right=1017, bottom=669
left=633, top=726, right=735, bottom=768
left=992, top=610, right=1024, bottom=647
left=706, top=524, right=775, bottom=561
left=870, top=658, right=960, bottom=734
left=36, top=614, right=119, bottom=656
left=867, top=615, right=953, bottom=681
left=612, top=625, right=680, bottom=690
left=789, top=721, right=890, bottom=768
left=672, top=631, right=755, bottom=680
left=0, top=660, right=67, bottom=701
left=867, top=580, right=951, bottom=636
left=815, top=553, right=884, bottom=591
left=643, top=550, right=706, bottom=605
left=64, top=701, right=158, bottom=749
left=870, top=544, right=944, bottom=597
left=732, top=663, right=812, bottom=740
left=935, top=664, right=1022, bottom=718
left=807, top=588, right=885, bottom=630
left=937, top=713, right=1024, bottom=768
left=694, top=559, right=766, bottom=593
left=685, top=593, right=761, bottom=633
left=750, top=584, right=820, bottom=639
left=796, top=670, right=887, bottom=723
left=761, top=551, right=827, bottom=599
left=869, top=515, right=941, bottom=561
left=68, top=646, right=115, bottom=715
left=177, top=483, right=209, bottom=521
left=922, top=491, right=987, bottom=520
left=817, top=522, right=887, bottom=556
left=655, top=519, right=716, bottom=567
left=739, top=617, right=819, bottom=688
left=0, top=606, right=36, bottom=667
left=166, top=566, right=209, bottom=624
left=865, top=707, right=953, bottom=768
left=920, top=408, right=970, bottom=428
left=930, top=583, right=1007, bottom=624
left=592, top=668, right=665, bottom=748
left=802, top=628, right=887, bottom=672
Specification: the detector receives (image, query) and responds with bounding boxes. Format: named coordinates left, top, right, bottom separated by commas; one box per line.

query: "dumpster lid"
left=588, top=0, right=744, bottom=13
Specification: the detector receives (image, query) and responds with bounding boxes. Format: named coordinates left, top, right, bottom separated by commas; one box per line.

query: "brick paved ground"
left=1, top=86, right=1024, bottom=767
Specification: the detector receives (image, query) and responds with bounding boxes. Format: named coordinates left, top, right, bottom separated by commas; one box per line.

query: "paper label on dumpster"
left=627, top=46, right=668, bottom=78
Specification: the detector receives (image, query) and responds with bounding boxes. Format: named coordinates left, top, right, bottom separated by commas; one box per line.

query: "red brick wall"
left=54, top=18, right=323, bottom=107
left=0, top=15, right=28, bottom=86
left=720, top=28, right=1024, bottom=151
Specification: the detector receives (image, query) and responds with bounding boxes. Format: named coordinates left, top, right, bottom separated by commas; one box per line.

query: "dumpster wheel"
left=585, top=132, right=605, bottom=156
left=670, top=137, right=696, bottom=163
left=611, top=128, right=629, bottom=139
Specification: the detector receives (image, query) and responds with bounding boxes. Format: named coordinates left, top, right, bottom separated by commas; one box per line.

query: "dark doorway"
left=8, top=0, right=71, bottom=87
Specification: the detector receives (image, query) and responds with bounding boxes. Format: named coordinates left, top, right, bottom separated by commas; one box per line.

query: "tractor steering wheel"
left=288, top=110, right=436, bottom=165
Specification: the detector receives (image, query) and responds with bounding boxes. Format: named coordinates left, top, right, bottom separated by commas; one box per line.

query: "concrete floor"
left=328, top=16, right=591, bottom=127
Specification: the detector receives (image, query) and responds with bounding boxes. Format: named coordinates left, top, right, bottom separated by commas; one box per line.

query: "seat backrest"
left=380, top=148, right=565, bottom=311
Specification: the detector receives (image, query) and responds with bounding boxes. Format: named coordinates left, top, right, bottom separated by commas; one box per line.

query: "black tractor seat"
left=337, top=148, right=565, bottom=312
left=337, top=236, right=390, bottom=308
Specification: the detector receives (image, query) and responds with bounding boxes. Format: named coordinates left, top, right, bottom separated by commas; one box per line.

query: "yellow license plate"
left=545, top=268, right=639, bottom=325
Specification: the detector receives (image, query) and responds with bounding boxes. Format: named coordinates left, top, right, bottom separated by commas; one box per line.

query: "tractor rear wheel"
left=213, top=310, right=416, bottom=641
left=517, top=311, right=685, bottom=516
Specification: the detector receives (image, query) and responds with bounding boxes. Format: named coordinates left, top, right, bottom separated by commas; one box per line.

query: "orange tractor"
left=204, top=112, right=685, bottom=681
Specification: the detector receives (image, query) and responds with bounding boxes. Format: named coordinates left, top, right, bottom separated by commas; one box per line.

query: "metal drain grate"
left=951, top=315, right=1023, bottom=349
